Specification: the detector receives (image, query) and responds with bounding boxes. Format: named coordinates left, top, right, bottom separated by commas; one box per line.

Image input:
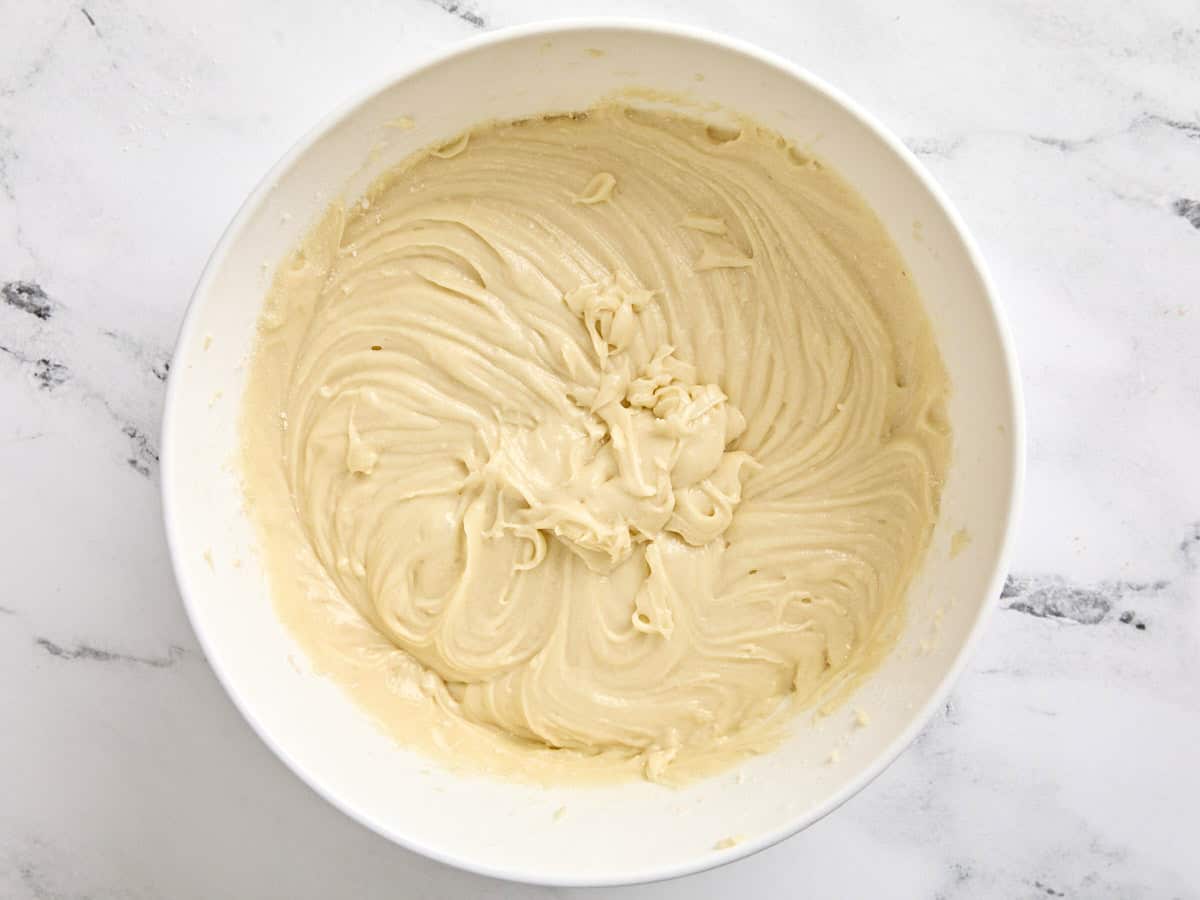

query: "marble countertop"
left=2, top=1, right=1197, bottom=896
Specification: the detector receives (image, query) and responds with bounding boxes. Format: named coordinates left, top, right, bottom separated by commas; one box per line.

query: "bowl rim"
left=161, top=16, right=1025, bottom=888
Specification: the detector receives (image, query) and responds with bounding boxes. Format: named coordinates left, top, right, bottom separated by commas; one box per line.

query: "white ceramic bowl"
left=162, top=20, right=1022, bottom=887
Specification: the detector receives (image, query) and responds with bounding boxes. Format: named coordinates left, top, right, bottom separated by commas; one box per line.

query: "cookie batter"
left=241, top=105, right=951, bottom=783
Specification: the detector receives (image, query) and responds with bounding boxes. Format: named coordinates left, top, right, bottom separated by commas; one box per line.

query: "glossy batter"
left=241, top=105, right=951, bottom=783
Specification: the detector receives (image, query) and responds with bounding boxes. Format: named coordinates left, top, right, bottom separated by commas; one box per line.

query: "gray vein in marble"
left=1, top=282, right=166, bottom=474
left=0, top=132, right=40, bottom=266
left=80, top=7, right=96, bottom=28
left=1036, top=112, right=1200, bottom=152
left=2, top=281, right=54, bottom=320
left=1001, top=574, right=1167, bottom=626
left=1, top=431, right=45, bottom=446
left=94, top=374, right=164, bottom=476
left=5, top=837, right=69, bottom=900
left=941, top=698, right=959, bottom=726
left=902, top=678, right=1176, bottom=897
left=1029, top=134, right=1097, bottom=152
left=0, top=354, right=161, bottom=471
left=16, top=861, right=55, bottom=900
left=0, top=343, right=71, bottom=392
left=910, top=697, right=961, bottom=760
left=0, top=12, right=70, bottom=99
left=32, top=357, right=69, bottom=390
left=121, top=423, right=158, bottom=477
left=92, top=391, right=161, bottom=478
left=906, top=109, right=1200, bottom=166
left=1142, top=112, right=1200, bottom=140
left=1172, top=198, right=1200, bottom=230
left=1117, top=610, right=1148, bottom=631
left=424, top=0, right=485, bottom=28
left=1, top=342, right=31, bottom=363
left=1023, top=705, right=1059, bottom=718
left=904, top=136, right=965, bottom=159
left=101, top=327, right=173, bottom=385
left=932, top=860, right=972, bottom=900
left=35, top=637, right=184, bottom=668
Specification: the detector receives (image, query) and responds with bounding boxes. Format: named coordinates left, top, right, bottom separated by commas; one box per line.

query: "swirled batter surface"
left=241, top=105, right=950, bottom=783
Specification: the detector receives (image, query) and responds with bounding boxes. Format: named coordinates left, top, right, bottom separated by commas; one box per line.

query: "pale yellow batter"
left=241, top=105, right=950, bottom=784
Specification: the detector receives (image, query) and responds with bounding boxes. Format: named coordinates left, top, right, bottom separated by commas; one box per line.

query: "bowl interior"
left=163, top=22, right=1020, bottom=886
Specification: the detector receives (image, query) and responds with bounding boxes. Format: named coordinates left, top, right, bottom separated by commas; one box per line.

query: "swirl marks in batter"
left=241, top=105, right=950, bottom=783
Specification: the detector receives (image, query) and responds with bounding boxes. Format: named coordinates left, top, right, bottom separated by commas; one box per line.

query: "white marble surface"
left=2, top=0, right=1198, bottom=896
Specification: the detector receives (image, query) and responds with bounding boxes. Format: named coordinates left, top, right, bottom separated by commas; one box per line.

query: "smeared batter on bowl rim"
left=240, top=104, right=951, bottom=784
